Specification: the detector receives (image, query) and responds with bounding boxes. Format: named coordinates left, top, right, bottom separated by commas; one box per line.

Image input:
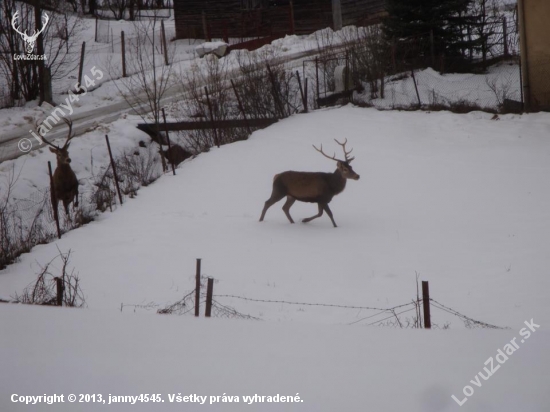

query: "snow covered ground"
left=1, top=303, right=549, bottom=412
left=359, top=61, right=521, bottom=110
left=1, top=106, right=550, bottom=410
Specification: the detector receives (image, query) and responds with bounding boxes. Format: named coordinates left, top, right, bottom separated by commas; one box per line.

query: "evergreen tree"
left=383, top=0, right=473, bottom=60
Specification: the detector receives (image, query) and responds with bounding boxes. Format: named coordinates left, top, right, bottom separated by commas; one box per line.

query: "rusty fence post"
left=230, top=79, right=252, bottom=135
left=48, top=161, right=62, bottom=239
left=121, top=31, right=127, bottom=77
left=422, top=281, right=431, bottom=329
left=195, top=258, right=201, bottom=317
left=162, top=108, right=176, bottom=176
left=55, top=277, right=64, bottom=306
left=105, top=135, right=123, bottom=205
left=77, top=41, right=86, bottom=93
left=296, top=70, right=307, bottom=113
left=205, top=278, right=214, bottom=317
left=161, top=20, right=169, bottom=66
left=204, top=87, right=220, bottom=148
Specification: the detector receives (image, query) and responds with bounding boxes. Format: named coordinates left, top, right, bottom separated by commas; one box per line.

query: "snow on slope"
left=1, top=303, right=549, bottom=412
left=1, top=106, right=550, bottom=411
left=1, top=106, right=549, bottom=329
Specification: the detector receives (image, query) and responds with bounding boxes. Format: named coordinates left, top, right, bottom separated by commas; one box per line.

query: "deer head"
left=313, top=138, right=360, bottom=180
left=40, top=118, right=75, bottom=165
left=12, top=11, right=49, bottom=54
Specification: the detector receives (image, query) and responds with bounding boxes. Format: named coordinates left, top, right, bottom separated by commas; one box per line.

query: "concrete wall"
left=523, top=0, right=550, bottom=110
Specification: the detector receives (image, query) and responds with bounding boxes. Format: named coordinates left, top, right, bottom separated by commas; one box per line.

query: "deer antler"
left=61, top=117, right=74, bottom=148
left=34, top=120, right=58, bottom=149
left=34, top=118, right=75, bottom=149
left=313, top=143, right=340, bottom=162
left=335, top=138, right=354, bottom=163
left=313, top=139, right=355, bottom=164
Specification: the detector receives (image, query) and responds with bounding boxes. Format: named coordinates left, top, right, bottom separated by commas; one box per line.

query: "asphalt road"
left=0, top=46, right=339, bottom=163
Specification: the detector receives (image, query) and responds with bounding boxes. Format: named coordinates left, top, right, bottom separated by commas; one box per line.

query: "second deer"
left=259, top=139, right=359, bottom=228
left=41, top=118, right=79, bottom=217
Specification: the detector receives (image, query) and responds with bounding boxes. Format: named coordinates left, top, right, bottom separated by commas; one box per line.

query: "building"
left=173, top=0, right=386, bottom=41
left=518, top=0, right=550, bottom=111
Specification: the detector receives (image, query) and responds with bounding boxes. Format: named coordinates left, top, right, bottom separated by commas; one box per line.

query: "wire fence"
left=154, top=280, right=508, bottom=330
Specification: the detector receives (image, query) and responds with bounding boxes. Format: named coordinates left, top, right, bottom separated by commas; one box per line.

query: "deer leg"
left=302, top=203, right=323, bottom=223
left=322, top=203, right=338, bottom=228
left=260, top=191, right=285, bottom=222
left=63, top=199, right=72, bottom=220
left=282, top=196, right=296, bottom=224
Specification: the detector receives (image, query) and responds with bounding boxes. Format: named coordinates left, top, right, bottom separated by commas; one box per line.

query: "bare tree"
left=111, top=13, right=176, bottom=170
left=0, top=0, right=85, bottom=106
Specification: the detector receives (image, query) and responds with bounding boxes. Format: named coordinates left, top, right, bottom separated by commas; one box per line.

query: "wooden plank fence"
left=137, top=118, right=278, bottom=140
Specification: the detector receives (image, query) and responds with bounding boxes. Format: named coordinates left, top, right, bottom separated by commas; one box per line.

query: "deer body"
left=41, top=118, right=79, bottom=216
left=259, top=140, right=359, bottom=228
left=52, top=161, right=79, bottom=215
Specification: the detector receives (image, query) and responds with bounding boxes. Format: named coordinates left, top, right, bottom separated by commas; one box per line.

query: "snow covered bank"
left=1, top=106, right=549, bottom=329
left=1, top=303, right=549, bottom=411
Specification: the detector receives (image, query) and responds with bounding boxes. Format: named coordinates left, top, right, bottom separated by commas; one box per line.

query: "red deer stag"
left=41, top=118, right=79, bottom=217
left=259, top=139, right=359, bottom=228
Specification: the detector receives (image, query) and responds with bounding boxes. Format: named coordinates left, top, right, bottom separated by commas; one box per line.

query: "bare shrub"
left=0, top=168, right=56, bottom=269
left=13, top=249, right=86, bottom=307
left=485, top=69, right=520, bottom=112
left=232, top=51, right=301, bottom=119
left=90, top=144, right=162, bottom=206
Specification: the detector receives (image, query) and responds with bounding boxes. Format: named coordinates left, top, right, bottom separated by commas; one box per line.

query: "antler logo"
left=11, top=11, right=49, bottom=55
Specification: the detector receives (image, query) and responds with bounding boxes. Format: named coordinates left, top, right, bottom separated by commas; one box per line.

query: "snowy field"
left=1, top=106, right=550, bottom=410
left=359, top=62, right=521, bottom=110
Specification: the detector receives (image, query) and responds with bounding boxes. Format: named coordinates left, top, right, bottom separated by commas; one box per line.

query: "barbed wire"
left=429, top=298, right=509, bottom=330
left=212, top=294, right=414, bottom=311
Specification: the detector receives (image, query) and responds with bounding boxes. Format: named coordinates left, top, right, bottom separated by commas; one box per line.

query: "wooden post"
left=422, top=281, right=431, bottom=329
left=411, top=69, right=421, bottom=108
left=55, top=277, right=64, bottom=306
left=230, top=79, right=252, bottom=134
left=202, top=11, right=210, bottom=42
left=48, top=161, right=62, bottom=239
left=121, top=31, right=127, bottom=77
left=77, top=42, right=86, bottom=93
left=195, top=258, right=201, bottom=317
left=266, top=64, right=286, bottom=118
left=502, top=16, right=509, bottom=57
left=296, top=71, right=307, bottom=113
left=344, top=51, right=350, bottom=103
left=161, top=20, right=169, bottom=66
left=315, top=57, right=320, bottom=106
left=289, top=0, right=295, bottom=35
left=34, top=0, right=45, bottom=105
left=430, top=30, right=435, bottom=68
left=380, top=70, right=384, bottom=99
left=205, top=277, right=214, bottom=317
left=304, top=78, right=308, bottom=113
left=162, top=108, right=176, bottom=176
left=332, top=0, right=342, bottom=31
left=391, top=37, right=396, bottom=73
left=43, top=67, right=53, bottom=104
left=204, top=86, right=220, bottom=148
left=105, top=135, right=123, bottom=205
